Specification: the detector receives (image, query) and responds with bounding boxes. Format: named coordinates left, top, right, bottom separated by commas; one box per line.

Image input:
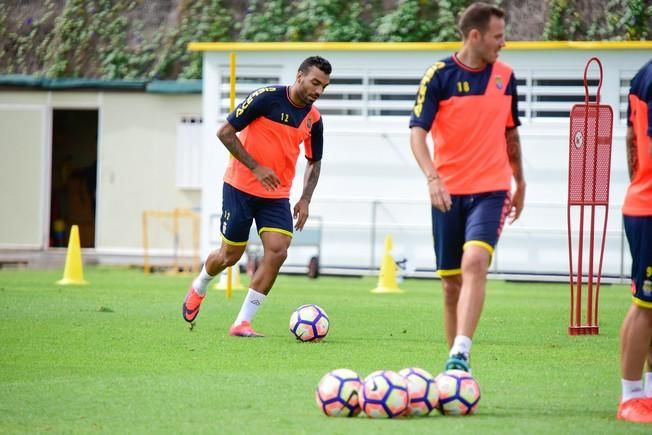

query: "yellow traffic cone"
left=371, top=234, right=403, bottom=293
left=215, top=266, right=245, bottom=291
left=56, top=225, right=88, bottom=285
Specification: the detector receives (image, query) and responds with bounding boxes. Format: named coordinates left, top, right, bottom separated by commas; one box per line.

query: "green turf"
left=0, top=267, right=648, bottom=434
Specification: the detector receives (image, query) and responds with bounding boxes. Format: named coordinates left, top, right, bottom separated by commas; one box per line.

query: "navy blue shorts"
left=220, top=183, right=293, bottom=246
left=431, top=191, right=510, bottom=276
left=623, top=215, right=652, bottom=308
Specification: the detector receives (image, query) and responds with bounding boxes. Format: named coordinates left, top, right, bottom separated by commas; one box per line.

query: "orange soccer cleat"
left=229, top=320, right=264, bottom=337
left=182, top=286, right=205, bottom=323
left=617, top=397, right=652, bottom=423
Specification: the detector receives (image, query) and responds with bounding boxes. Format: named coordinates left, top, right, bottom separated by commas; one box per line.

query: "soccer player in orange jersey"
left=617, top=59, right=652, bottom=423
left=409, top=3, right=525, bottom=372
left=182, top=56, right=331, bottom=337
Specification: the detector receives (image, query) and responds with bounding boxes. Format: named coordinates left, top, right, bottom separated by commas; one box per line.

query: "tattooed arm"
left=505, top=127, right=526, bottom=223
left=294, top=160, right=321, bottom=231
left=300, top=160, right=321, bottom=204
left=217, top=122, right=280, bottom=191
left=625, top=126, right=638, bottom=181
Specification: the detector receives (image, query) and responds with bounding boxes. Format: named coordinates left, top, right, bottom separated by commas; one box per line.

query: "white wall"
left=200, top=47, right=649, bottom=277
left=0, top=90, right=203, bottom=259
left=0, top=46, right=645, bottom=277
left=0, top=92, right=48, bottom=248
left=98, top=93, right=201, bottom=256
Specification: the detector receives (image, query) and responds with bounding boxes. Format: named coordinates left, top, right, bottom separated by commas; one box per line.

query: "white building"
left=1, top=41, right=651, bottom=279
left=191, top=41, right=651, bottom=279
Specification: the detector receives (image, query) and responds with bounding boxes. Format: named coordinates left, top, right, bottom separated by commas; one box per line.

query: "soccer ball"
left=289, top=304, right=329, bottom=342
left=398, top=367, right=439, bottom=416
left=315, top=368, right=362, bottom=417
left=434, top=369, right=481, bottom=416
left=359, top=370, right=410, bottom=418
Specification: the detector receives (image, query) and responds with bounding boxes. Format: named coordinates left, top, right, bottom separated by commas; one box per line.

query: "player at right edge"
left=617, top=58, right=652, bottom=424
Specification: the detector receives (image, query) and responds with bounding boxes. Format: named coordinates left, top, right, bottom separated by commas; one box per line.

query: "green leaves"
left=240, top=0, right=293, bottom=42
left=151, top=0, right=233, bottom=80
left=587, top=0, right=652, bottom=41
left=542, top=0, right=583, bottom=41
left=1, top=1, right=650, bottom=80
left=374, top=0, right=437, bottom=42
left=373, top=0, right=468, bottom=42
left=286, top=0, right=378, bottom=42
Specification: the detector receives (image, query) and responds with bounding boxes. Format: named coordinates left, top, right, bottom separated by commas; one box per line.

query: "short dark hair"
left=298, top=56, right=332, bottom=75
left=458, top=2, right=505, bottom=39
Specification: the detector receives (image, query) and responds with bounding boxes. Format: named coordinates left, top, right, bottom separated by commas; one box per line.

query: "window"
left=218, top=66, right=281, bottom=116
left=367, top=76, right=419, bottom=117
left=619, top=71, right=636, bottom=122
left=529, top=75, right=599, bottom=119
left=318, top=76, right=364, bottom=116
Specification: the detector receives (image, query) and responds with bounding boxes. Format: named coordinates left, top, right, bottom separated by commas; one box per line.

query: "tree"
left=373, top=0, right=438, bottom=42
left=287, top=0, right=377, bottom=42
left=587, top=0, right=652, bottom=41
left=433, top=0, right=468, bottom=41
left=542, top=0, right=583, bottom=41
left=239, top=0, right=293, bottom=42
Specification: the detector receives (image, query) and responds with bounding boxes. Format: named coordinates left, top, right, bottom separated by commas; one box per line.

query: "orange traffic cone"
left=371, top=234, right=403, bottom=293
left=56, top=225, right=88, bottom=285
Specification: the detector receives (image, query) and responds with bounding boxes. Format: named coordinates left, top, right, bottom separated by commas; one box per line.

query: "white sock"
left=621, top=379, right=645, bottom=402
left=234, top=288, right=266, bottom=325
left=449, top=335, right=472, bottom=359
left=192, top=265, right=215, bottom=296
left=645, top=372, right=652, bottom=397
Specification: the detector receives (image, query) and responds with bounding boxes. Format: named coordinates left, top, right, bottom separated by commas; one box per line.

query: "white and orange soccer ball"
left=359, top=370, right=410, bottom=418
left=398, top=367, right=439, bottom=416
left=289, top=304, right=329, bottom=342
left=434, top=369, right=481, bottom=416
left=315, top=368, right=362, bottom=417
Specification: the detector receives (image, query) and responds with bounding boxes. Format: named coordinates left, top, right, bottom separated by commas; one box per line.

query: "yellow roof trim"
left=188, top=41, right=652, bottom=52
left=188, top=42, right=459, bottom=52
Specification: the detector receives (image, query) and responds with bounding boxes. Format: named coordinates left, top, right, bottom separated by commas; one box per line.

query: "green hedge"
left=0, top=0, right=650, bottom=80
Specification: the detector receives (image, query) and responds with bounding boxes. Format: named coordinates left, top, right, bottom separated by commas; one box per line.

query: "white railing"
left=283, top=198, right=630, bottom=281
left=216, top=67, right=635, bottom=121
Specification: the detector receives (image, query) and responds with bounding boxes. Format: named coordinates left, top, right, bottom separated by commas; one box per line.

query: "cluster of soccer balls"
left=316, top=367, right=480, bottom=418
left=288, top=304, right=480, bottom=418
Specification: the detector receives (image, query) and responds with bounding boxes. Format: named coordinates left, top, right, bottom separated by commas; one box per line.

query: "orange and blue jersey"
left=225, top=85, right=323, bottom=199
left=409, top=55, right=520, bottom=195
left=623, top=59, right=652, bottom=216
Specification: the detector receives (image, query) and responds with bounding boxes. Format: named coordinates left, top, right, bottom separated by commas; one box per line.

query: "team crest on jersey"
left=306, top=116, right=312, bottom=129
left=643, top=280, right=652, bottom=297
left=495, top=75, right=503, bottom=90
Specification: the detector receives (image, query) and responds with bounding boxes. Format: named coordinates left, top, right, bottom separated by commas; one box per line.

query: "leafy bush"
left=587, top=0, right=652, bottom=41
left=287, top=0, right=377, bottom=42
left=542, top=0, right=583, bottom=41
left=0, top=0, right=650, bottom=80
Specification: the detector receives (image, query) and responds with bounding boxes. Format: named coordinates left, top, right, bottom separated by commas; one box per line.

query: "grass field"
left=0, top=266, right=648, bottom=434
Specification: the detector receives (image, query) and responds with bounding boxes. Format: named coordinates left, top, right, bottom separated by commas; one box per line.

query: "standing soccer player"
left=409, top=2, right=525, bottom=372
left=617, top=59, right=652, bottom=423
left=182, top=56, right=331, bottom=337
